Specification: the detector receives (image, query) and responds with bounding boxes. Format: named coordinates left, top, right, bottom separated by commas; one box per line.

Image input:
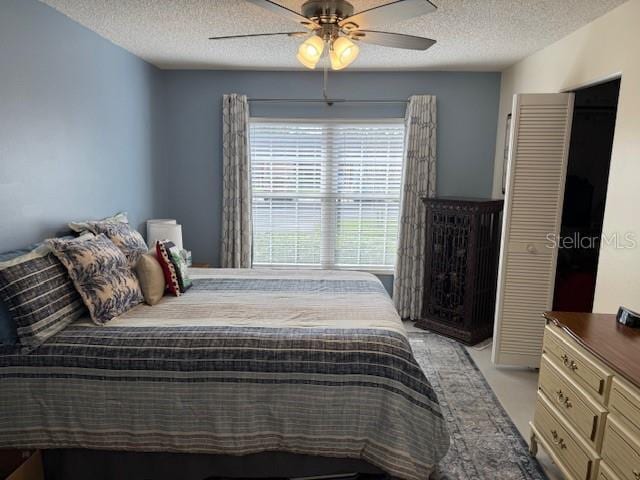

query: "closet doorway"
left=552, top=78, right=620, bottom=312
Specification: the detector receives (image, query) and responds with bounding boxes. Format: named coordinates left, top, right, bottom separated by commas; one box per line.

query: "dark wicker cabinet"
left=417, top=197, right=504, bottom=345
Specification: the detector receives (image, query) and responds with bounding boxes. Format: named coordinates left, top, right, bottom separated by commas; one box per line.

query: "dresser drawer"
left=534, top=391, right=598, bottom=480
left=601, top=416, right=640, bottom=480
left=544, top=324, right=612, bottom=404
left=598, top=462, right=622, bottom=480
left=609, top=377, right=640, bottom=439
left=539, top=354, right=607, bottom=447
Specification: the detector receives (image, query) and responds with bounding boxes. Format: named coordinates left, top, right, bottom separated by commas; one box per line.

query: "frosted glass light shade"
left=147, top=222, right=183, bottom=250
left=330, top=37, right=359, bottom=70
left=296, top=35, right=324, bottom=69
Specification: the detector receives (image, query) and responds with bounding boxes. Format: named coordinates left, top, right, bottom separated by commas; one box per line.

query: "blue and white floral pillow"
left=86, top=221, right=148, bottom=267
left=68, top=211, right=129, bottom=233
left=46, top=234, right=143, bottom=325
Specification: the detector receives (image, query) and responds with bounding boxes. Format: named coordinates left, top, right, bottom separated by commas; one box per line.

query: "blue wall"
left=162, top=71, right=501, bottom=268
left=0, top=0, right=501, bottom=299
left=0, top=0, right=165, bottom=250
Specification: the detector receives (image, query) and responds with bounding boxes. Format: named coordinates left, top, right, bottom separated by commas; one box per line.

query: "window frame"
left=249, top=117, right=405, bottom=274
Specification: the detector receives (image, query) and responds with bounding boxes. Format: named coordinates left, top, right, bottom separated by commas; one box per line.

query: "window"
left=250, top=119, right=405, bottom=272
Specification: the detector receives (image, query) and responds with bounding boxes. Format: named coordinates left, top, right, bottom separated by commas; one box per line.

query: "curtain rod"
left=248, top=98, right=409, bottom=105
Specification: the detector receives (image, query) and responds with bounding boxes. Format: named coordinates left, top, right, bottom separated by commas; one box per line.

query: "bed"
left=0, top=268, right=450, bottom=480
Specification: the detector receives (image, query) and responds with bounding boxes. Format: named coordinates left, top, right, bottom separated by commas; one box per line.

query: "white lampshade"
left=296, top=35, right=324, bottom=69
left=147, top=219, right=176, bottom=245
left=147, top=222, right=183, bottom=250
left=147, top=219, right=177, bottom=225
left=330, top=37, right=359, bottom=70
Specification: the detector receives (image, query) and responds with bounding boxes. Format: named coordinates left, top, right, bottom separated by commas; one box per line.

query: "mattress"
left=0, top=268, right=450, bottom=480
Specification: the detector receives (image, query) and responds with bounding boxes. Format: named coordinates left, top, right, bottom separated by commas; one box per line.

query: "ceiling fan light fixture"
left=296, top=35, right=324, bottom=69
left=329, top=49, right=346, bottom=70
left=209, top=0, right=438, bottom=71
left=330, top=36, right=359, bottom=70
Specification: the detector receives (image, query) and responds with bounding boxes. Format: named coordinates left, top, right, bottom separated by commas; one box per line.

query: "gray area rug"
left=408, top=332, right=548, bottom=480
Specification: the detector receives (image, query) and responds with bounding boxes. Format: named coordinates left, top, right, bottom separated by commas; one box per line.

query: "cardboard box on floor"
left=1, top=451, right=43, bottom=480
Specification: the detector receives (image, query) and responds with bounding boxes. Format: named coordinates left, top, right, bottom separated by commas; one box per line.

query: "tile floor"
left=405, top=321, right=563, bottom=479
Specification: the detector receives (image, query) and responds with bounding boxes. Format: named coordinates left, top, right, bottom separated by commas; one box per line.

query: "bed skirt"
left=42, top=449, right=385, bottom=480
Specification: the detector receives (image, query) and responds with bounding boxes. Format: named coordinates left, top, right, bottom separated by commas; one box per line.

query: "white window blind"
left=250, top=119, right=405, bottom=271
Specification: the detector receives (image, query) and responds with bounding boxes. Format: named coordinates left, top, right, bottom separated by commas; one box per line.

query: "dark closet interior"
left=553, top=78, right=620, bottom=312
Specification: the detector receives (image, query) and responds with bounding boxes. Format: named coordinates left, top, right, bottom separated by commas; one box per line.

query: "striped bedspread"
left=0, top=269, right=449, bottom=480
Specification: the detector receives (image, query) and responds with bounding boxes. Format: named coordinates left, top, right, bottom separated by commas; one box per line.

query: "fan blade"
left=351, top=30, right=436, bottom=50
left=339, top=0, right=436, bottom=30
left=245, top=0, right=319, bottom=29
left=209, top=32, right=308, bottom=40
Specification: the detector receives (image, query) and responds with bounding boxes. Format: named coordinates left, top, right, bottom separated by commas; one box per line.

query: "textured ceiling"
left=40, top=0, right=626, bottom=71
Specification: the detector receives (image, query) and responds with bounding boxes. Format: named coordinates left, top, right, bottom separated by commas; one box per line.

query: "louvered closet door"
left=492, top=93, right=574, bottom=368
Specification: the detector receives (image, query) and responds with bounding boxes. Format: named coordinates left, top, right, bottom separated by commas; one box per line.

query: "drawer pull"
left=560, top=354, right=578, bottom=371
left=550, top=430, right=567, bottom=449
left=555, top=390, right=572, bottom=409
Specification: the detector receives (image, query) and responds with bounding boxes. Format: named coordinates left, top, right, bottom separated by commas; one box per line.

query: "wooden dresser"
left=531, top=312, right=640, bottom=480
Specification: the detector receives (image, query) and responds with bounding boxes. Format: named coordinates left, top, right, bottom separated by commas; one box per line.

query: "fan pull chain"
left=322, top=47, right=334, bottom=106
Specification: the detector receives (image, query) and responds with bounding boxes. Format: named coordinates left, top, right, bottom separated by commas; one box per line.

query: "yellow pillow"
left=135, top=254, right=166, bottom=306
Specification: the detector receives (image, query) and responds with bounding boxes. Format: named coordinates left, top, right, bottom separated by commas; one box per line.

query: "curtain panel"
left=394, top=95, right=437, bottom=319
left=220, top=94, right=252, bottom=268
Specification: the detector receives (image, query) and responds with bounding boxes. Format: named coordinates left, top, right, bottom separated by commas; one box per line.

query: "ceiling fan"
left=209, top=0, right=437, bottom=70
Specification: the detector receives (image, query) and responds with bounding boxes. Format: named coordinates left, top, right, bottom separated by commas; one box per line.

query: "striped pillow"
left=0, top=248, right=86, bottom=351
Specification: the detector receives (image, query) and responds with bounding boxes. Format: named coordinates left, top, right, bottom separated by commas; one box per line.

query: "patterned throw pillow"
left=46, top=234, right=143, bottom=325
left=169, top=245, right=192, bottom=293
left=68, top=211, right=129, bottom=233
left=0, top=248, right=86, bottom=351
left=86, top=221, right=148, bottom=266
left=156, top=241, right=192, bottom=296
